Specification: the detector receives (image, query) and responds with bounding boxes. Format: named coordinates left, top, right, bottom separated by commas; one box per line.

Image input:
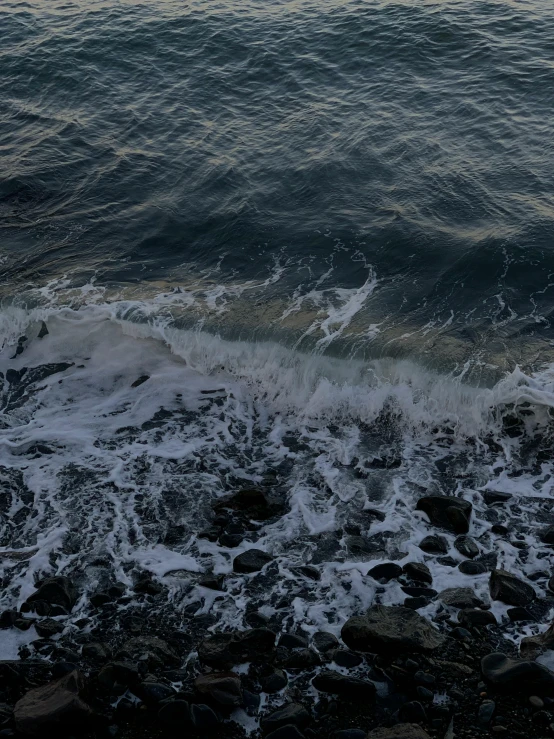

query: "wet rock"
left=98, top=662, right=140, bottom=693
left=459, top=609, right=497, bottom=627
left=0, top=611, right=19, bottom=629
left=403, top=562, right=432, bottom=585
left=331, top=649, right=362, bottom=668
left=233, top=549, right=273, bottom=573
left=89, top=592, right=112, bottom=607
left=491, top=524, right=508, bottom=535
left=199, top=628, right=276, bottom=667
left=454, top=535, right=479, bottom=559
left=280, top=648, right=320, bottom=670
left=214, top=488, right=285, bottom=521
left=293, top=566, right=320, bottom=581
left=489, top=569, right=536, bottom=607
left=416, top=495, right=472, bottom=534
left=368, top=562, right=402, bottom=583
left=436, top=556, right=458, bottom=568
left=260, top=668, right=288, bottom=693
left=399, top=701, right=427, bottom=722
left=24, top=576, right=77, bottom=614
left=199, top=574, right=225, bottom=591
left=332, top=731, right=366, bottom=739
left=190, top=703, right=219, bottom=730
left=34, top=619, right=63, bottom=639
left=260, top=703, right=311, bottom=734
left=117, top=636, right=180, bottom=670
left=347, top=535, right=383, bottom=556
left=458, top=561, right=486, bottom=576
left=482, top=491, right=512, bottom=505
left=313, top=631, right=339, bottom=653
left=194, top=672, right=242, bottom=707
left=134, top=681, right=175, bottom=704
left=507, top=606, right=534, bottom=623
left=158, top=699, right=191, bottom=728
left=133, top=573, right=163, bottom=596
left=219, top=532, right=243, bottom=548
left=197, top=633, right=234, bottom=666
left=82, top=642, right=110, bottom=661
left=404, top=596, right=431, bottom=610
left=450, top=627, right=471, bottom=640
left=14, top=670, right=93, bottom=736
left=478, top=700, right=496, bottom=725
left=367, top=727, right=431, bottom=739
left=482, top=652, right=554, bottom=694
left=418, top=535, right=448, bottom=554
left=439, top=587, right=488, bottom=609
left=341, top=604, right=445, bottom=654
left=131, top=375, right=149, bottom=388
left=540, top=526, right=554, bottom=545
left=265, top=727, right=305, bottom=739
left=401, top=586, right=437, bottom=598
left=312, top=671, right=376, bottom=699
left=278, top=634, right=309, bottom=649
left=520, top=620, right=554, bottom=660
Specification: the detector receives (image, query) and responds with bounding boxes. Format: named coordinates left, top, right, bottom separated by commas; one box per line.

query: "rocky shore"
left=2, top=487, right=554, bottom=739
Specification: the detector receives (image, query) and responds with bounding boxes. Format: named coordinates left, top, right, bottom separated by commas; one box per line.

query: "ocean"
left=2, top=0, right=554, bottom=677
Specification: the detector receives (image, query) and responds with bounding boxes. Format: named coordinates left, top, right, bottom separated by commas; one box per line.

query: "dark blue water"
left=2, top=0, right=554, bottom=373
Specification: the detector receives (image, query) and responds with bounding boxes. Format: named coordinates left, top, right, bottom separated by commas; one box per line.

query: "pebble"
left=530, top=695, right=544, bottom=708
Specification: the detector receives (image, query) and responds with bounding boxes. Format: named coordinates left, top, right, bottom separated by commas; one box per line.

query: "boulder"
left=540, top=526, right=554, bottom=545
left=24, top=576, right=77, bottom=614
left=489, top=569, right=535, bottom=607
left=191, top=703, right=219, bottom=729
left=260, top=703, right=311, bottom=734
left=14, top=670, right=93, bottom=736
left=458, top=561, right=486, bottom=576
left=439, top=587, right=488, bottom=609
left=312, top=671, right=376, bottom=699
left=481, top=652, right=554, bottom=695
left=341, top=605, right=444, bottom=654
left=260, top=668, right=288, bottom=693
left=416, top=496, right=471, bottom=534
left=482, top=490, right=512, bottom=505
left=459, top=609, right=497, bottom=627
left=454, top=535, right=479, bottom=559
left=402, top=562, right=432, bottom=585
left=313, top=631, right=339, bottom=653
left=367, top=724, right=431, bottom=738
left=158, top=699, right=191, bottom=728
left=233, top=549, right=273, bottom=573
left=195, top=672, right=242, bottom=707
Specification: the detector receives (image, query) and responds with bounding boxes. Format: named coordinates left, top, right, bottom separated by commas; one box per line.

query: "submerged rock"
left=24, top=576, right=77, bottom=614
left=439, top=587, right=488, bottom=609
left=233, top=549, right=273, bottom=573
left=403, top=562, right=432, bottom=584
left=341, top=605, right=445, bottom=654
left=454, top=535, right=479, bottom=559
left=368, top=562, right=402, bottom=582
left=416, top=495, right=472, bottom=534
left=489, top=569, right=536, bottom=607
left=418, top=535, right=448, bottom=554
left=14, top=670, right=93, bottom=736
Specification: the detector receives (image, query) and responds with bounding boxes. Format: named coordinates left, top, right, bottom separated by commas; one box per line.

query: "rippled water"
left=1, top=0, right=554, bottom=670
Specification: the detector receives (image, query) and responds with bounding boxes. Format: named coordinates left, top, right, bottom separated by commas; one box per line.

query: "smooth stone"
left=312, top=671, right=376, bottom=699
left=489, top=569, right=536, bottom=607
left=341, top=605, right=445, bottom=654
left=540, top=526, right=554, bottom=545
left=454, top=535, right=479, bottom=559
left=478, top=700, right=496, bottom=725
left=368, top=562, right=402, bottom=583
left=260, top=703, right=311, bottom=734
left=418, top=535, right=448, bottom=554
left=401, top=586, right=437, bottom=598
left=313, top=631, right=339, bottom=653
left=530, top=696, right=545, bottom=708
left=278, top=634, right=309, bottom=649
left=331, top=649, right=362, bottom=668
left=190, top=703, right=219, bottom=730
left=260, top=668, right=288, bottom=693
left=458, top=561, right=486, bottom=576
left=416, top=496, right=472, bottom=534
left=482, top=491, right=512, bottom=505
left=459, top=609, right=497, bottom=627
left=399, top=701, right=427, bottom=722
left=194, top=672, right=242, bottom=707
left=482, top=652, right=554, bottom=694
left=402, top=562, right=432, bottom=585
left=158, top=699, right=191, bottom=728
left=233, top=549, right=273, bottom=573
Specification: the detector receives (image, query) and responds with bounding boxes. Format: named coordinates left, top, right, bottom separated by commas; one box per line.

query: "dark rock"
left=436, top=556, right=458, bottom=567
left=403, top=562, right=432, bottom=584
left=459, top=609, right=497, bottom=627
left=82, top=642, right=110, bottom=661
left=489, top=569, right=536, bottom=606
left=313, top=631, right=339, bottom=653
left=331, top=649, right=362, bottom=668
left=190, top=703, right=219, bottom=730
left=332, top=731, right=366, bottom=739
left=341, top=605, right=445, bottom=654
left=478, top=700, right=496, bottom=725
left=540, top=526, right=554, bottom=545
left=131, top=375, right=149, bottom=388
left=404, top=596, right=431, bottom=610
left=25, top=576, right=77, bottom=613
left=367, top=727, right=431, bottom=739
left=454, top=535, right=479, bottom=559
left=0, top=611, right=19, bottom=629
left=117, top=636, right=180, bottom=670
left=199, top=628, right=276, bottom=666
left=14, top=670, right=93, bottom=736
left=458, top=561, right=486, bottom=575
left=418, top=535, right=448, bottom=554
left=399, top=700, right=427, bottom=722
left=475, top=551, right=498, bottom=571
left=280, top=649, right=321, bottom=670
left=416, top=496, right=472, bottom=534
left=416, top=685, right=433, bottom=701
left=34, top=619, right=63, bottom=639
left=278, top=634, right=309, bottom=649
left=199, top=575, right=225, bottom=591
left=368, top=562, right=402, bottom=583
left=51, top=662, right=78, bottom=679
left=293, top=566, right=320, bottom=581
left=194, top=672, right=242, bottom=707
left=482, top=652, right=554, bottom=694
left=219, top=533, right=243, bottom=548
left=89, top=592, right=111, bottom=607
left=260, top=668, right=288, bottom=693
left=482, top=491, right=512, bottom=505
left=214, top=488, right=285, bottom=521
left=347, top=535, right=383, bottom=556
left=520, top=620, right=554, bottom=660
left=507, top=607, right=534, bottom=623
left=261, top=703, right=311, bottom=734
left=134, top=681, right=175, bottom=704
left=439, top=587, right=488, bottom=609
left=401, top=586, right=437, bottom=598
left=491, top=524, right=508, bottom=535
left=233, top=549, right=273, bottom=573
left=312, top=671, right=376, bottom=699
left=265, top=727, right=305, bottom=739
left=158, top=699, right=191, bottom=728
left=450, top=627, right=472, bottom=640
left=133, top=574, right=163, bottom=595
